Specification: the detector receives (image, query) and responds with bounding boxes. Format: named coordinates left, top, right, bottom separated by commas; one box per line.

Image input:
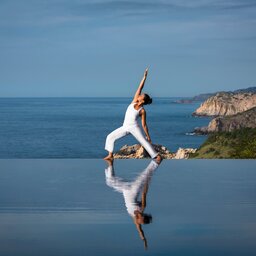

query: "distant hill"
left=176, top=86, right=256, bottom=104
left=176, top=93, right=215, bottom=103
left=233, top=86, right=256, bottom=93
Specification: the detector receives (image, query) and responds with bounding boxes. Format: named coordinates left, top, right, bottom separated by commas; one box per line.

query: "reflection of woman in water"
left=104, top=159, right=160, bottom=249
left=103, top=68, right=162, bottom=164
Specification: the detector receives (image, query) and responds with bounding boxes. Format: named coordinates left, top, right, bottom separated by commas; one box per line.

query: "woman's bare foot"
left=155, top=154, right=162, bottom=164
left=103, top=153, right=114, bottom=160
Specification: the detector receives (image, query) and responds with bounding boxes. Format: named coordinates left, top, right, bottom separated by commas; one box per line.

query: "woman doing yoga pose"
left=103, top=68, right=162, bottom=164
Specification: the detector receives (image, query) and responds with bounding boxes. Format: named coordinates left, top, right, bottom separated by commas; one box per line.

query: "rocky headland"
left=194, top=107, right=256, bottom=134
left=189, top=87, right=256, bottom=159
left=193, top=92, right=256, bottom=116
left=113, top=144, right=196, bottom=159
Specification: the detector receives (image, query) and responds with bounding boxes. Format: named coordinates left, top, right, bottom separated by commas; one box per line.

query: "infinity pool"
left=0, top=159, right=255, bottom=256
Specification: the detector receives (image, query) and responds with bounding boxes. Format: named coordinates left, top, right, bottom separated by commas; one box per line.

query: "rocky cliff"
left=194, top=107, right=256, bottom=134
left=193, top=92, right=256, bottom=116
left=173, top=148, right=197, bottom=159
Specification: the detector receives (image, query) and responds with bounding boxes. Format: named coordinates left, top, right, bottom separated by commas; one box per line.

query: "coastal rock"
left=193, top=92, right=256, bottom=116
left=194, top=107, right=256, bottom=133
left=114, top=144, right=174, bottom=159
left=113, top=144, right=196, bottom=159
left=174, top=148, right=197, bottom=159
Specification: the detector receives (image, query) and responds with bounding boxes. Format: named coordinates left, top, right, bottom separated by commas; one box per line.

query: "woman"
left=104, top=68, right=162, bottom=164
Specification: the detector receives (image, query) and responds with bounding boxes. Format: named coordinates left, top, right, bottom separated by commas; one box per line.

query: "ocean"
left=0, top=97, right=211, bottom=158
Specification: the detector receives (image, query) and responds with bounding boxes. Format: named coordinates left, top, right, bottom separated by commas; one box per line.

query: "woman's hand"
left=144, top=68, right=149, bottom=78
left=132, top=68, right=149, bottom=103
left=146, top=136, right=152, bottom=144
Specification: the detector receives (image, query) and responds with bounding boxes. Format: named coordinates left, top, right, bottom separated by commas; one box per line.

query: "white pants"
left=105, top=125, right=158, bottom=159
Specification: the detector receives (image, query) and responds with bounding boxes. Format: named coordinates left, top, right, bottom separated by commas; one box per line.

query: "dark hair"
left=144, top=93, right=152, bottom=105
left=143, top=213, right=153, bottom=224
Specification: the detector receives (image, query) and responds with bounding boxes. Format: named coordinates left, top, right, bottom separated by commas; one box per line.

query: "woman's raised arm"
left=132, top=68, right=148, bottom=102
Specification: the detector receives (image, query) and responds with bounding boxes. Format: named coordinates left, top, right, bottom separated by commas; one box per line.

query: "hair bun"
left=144, top=93, right=153, bottom=105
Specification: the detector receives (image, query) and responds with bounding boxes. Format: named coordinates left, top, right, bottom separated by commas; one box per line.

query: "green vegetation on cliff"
left=190, top=128, right=256, bottom=159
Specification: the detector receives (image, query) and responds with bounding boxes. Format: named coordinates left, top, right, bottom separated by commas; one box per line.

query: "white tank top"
left=123, top=102, right=143, bottom=127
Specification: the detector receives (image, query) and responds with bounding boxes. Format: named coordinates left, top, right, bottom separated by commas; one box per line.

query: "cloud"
left=50, top=0, right=256, bottom=25
left=1, top=0, right=256, bottom=45
left=66, top=0, right=256, bottom=12
left=1, top=0, right=256, bottom=29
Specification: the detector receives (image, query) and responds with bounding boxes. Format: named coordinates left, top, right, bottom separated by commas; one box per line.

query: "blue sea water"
left=0, top=97, right=211, bottom=158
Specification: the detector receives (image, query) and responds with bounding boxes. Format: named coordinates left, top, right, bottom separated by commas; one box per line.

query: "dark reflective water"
left=0, top=159, right=256, bottom=256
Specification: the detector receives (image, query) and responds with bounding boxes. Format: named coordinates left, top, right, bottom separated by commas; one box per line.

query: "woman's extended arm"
left=141, top=109, right=152, bottom=143
left=135, top=223, right=148, bottom=249
left=132, top=68, right=148, bottom=103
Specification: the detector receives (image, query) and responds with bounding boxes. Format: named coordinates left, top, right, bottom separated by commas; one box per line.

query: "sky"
left=0, top=0, right=256, bottom=97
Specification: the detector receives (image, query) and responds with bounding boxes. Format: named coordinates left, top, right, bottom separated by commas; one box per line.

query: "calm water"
left=0, top=159, right=256, bottom=256
left=0, top=97, right=210, bottom=158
